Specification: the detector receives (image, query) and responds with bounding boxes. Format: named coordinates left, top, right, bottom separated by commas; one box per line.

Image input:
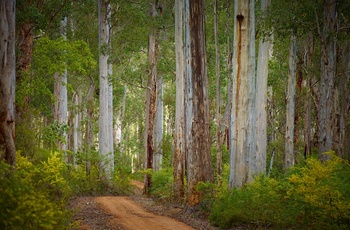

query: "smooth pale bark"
left=229, top=0, right=256, bottom=188
left=255, top=0, right=271, bottom=175
left=318, top=0, right=337, bottom=159
left=284, top=34, right=297, bottom=169
left=114, top=115, right=121, bottom=147
left=54, top=18, right=68, bottom=160
left=214, top=0, right=222, bottom=178
left=184, top=0, right=213, bottom=206
left=73, top=88, right=82, bottom=156
left=0, top=0, right=16, bottom=166
left=108, top=63, right=114, bottom=157
left=98, top=0, right=113, bottom=178
left=173, top=0, right=186, bottom=201
left=153, top=77, right=163, bottom=171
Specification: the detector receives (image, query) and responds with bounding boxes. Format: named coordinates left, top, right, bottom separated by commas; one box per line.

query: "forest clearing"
left=1, top=0, right=350, bottom=229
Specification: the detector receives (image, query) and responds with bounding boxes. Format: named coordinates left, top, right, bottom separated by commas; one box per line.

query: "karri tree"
left=0, top=0, right=16, bottom=166
left=229, top=0, right=256, bottom=188
left=184, top=0, right=213, bottom=205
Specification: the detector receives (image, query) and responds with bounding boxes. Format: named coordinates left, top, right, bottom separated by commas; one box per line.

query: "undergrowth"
left=210, top=152, right=350, bottom=229
left=0, top=151, right=132, bottom=229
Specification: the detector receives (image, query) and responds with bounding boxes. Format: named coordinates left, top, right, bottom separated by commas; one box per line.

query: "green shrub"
left=210, top=152, right=350, bottom=229
left=150, top=168, right=173, bottom=202
left=0, top=152, right=73, bottom=229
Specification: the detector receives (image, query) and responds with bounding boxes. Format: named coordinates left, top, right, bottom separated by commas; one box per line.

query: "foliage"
left=32, top=37, right=96, bottom=77
left=150, top=168, right=174, bottom=202
left=210, top=152, right=350, bottom=229
left=0, top=153, right=73, bottom=229
left=65, top=149, right=132, bottom=196
left=42, top=120, right=69, bottom=151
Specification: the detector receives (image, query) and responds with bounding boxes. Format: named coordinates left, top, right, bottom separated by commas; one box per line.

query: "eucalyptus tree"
left=229, top=0, right=256, bottom=188
left=284, top=34, right=297, bottom=169
left=144, top=0, right=161, bottom=194
left=255, top=0, right=272, bottom=174
left=318, top=0, right=338, bottom=160
left=98, top=0, right=114, bottom=178
left=173, top=0, right=185, bottom=201
left=184, top=0, right=213, bottom=205
left=153, top=76, right=163, bottom=171
left=0, top=0, right=16, bottom=166
left=54, top=17, right=68, bottom=159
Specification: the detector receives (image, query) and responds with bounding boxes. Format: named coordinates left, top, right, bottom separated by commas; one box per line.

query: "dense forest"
left=1, top=0, right=350, bottom=229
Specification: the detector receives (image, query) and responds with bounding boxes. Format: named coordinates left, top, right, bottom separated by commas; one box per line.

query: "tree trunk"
left=339, top=41, right=350, bottom=158
left=229, top=0, right=256, bottom=188
left=255, top=0, right=271, bottom=175
left=173, top=0, right=186, bottom=202
left=303, top=32, right=313, bottom=158
left=98, top=0, right=113, bottom=178
left=153, top=77, right=163, bottom=171
left=318, top=0, right=337, bottom=160
left=73, top=88, right=83, bottom=165
left=284, top=34, right=297, bottom=169
left=184, top=0, right=213, bottom=206
left=0, top=0, right=16, bottom=166
left=108, top=63, right=114, bottom=157
left=54, top=18, right=68, bottom=160
left=144, top=2, right=159, bottom=193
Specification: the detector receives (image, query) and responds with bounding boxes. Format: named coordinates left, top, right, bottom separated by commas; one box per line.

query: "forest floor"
left=70, top=180, right=219, bottom=230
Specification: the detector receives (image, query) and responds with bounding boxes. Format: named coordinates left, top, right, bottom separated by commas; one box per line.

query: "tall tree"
left=303, top=32, right=314, bottom=158
left=255, top=0, right=272, bottom=175
left=153, top=76, right=163, bottom=171
left=0, top=0, right=16, bottom=166
left=184, top=0, right=213, bottom=206
left=284, top=34, right=297, bottom=169
left=98, top=0, right=114, bottom=178
left=173, top=0, right=186, bottom=201
left=144, top=1, right=160, bottom=194
left=229, top=0, right=256, bottom=188
left=318, top=0, right=338, bottom=159
left=54, top=17, right=68, bottom=159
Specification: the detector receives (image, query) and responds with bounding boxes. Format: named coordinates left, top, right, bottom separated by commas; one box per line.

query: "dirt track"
left=95, top=196, right=194, bottom=230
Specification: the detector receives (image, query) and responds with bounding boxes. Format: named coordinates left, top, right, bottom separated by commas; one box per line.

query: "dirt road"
left=95, top=196, right=194, bottom=230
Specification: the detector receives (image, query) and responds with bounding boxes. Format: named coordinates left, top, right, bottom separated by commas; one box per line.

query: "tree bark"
left=284, top=34, right=297, bottom=169
left=98, top=0, right=114, bottom=178
left=339, top=41, right=350, bottom=158
left=318, top=0, right=337, bottom=160
left=153, top=77, right=163, bottom=171
left=144, top=2, right=159, bottom=193
left=255, top=0, right=271, bottom=175
left=173, top=0, right=186, bottom=202
left=53, top=17, right=68, bottom=159
left=303, top=32, right=313, bottom=158
left=0, top=0, right=16, bottom=166
left=184, top=0, right=213, bottom=206
left=229, top=0, right=256, bottom=188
